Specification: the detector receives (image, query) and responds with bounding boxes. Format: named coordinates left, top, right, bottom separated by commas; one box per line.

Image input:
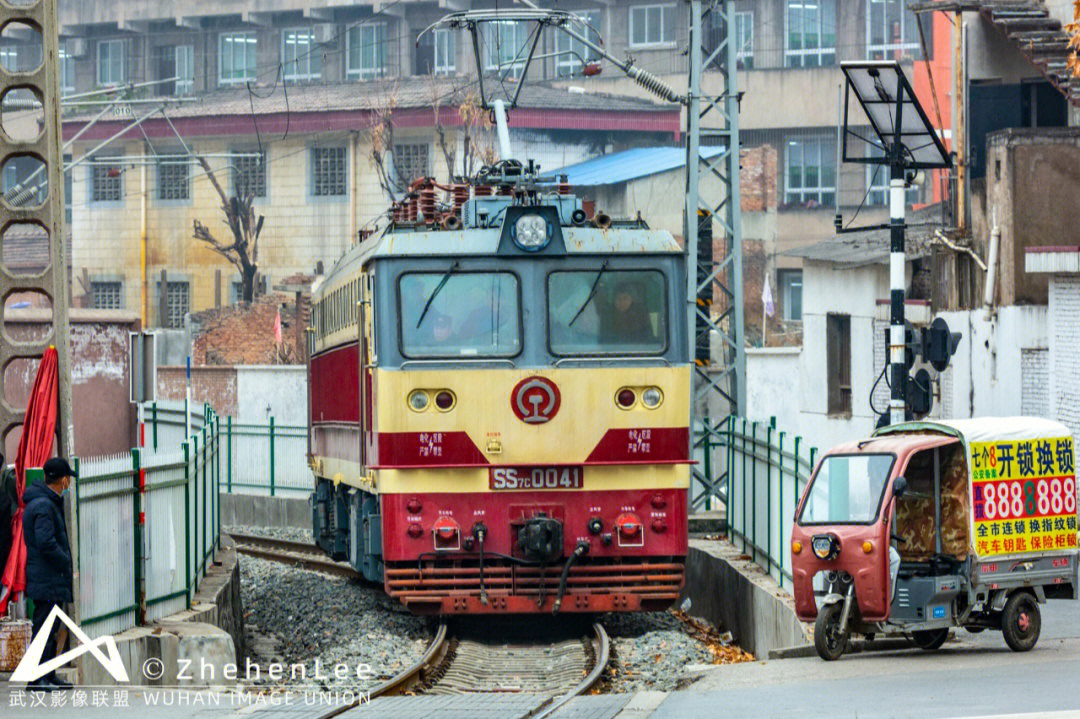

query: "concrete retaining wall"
left=220, top=493, right=309, bottom=530
left=79, top=540, right=244, bottom=688
left=681, top=539, right=809, bottom=659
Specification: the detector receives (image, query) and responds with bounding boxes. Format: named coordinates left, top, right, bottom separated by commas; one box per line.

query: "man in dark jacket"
left=23, top=457, right=76, bottom=690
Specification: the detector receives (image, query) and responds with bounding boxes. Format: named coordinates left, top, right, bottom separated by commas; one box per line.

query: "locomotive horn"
left=593, top=211, right=612, bottom=229
left=441, top=213, right=463, bottom=231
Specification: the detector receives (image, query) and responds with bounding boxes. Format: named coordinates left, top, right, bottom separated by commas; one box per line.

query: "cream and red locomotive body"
left=309, top=190, right=690, bottom=614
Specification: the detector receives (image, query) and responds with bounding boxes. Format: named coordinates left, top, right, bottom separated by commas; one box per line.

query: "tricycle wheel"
left=814, top=602, right=849, bottom=661
left=963, top=626, right=986, bottom=634
left=1002, top=592, right=1041, bottom=652
left=911, top=628, right=949, bottom=650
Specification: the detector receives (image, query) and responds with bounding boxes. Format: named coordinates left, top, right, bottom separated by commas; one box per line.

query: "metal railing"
left=74, top=404, right=221, bottom=633
left=709, top=415, right=819, bottom=589
left=143, top=401, right=309, bottom=498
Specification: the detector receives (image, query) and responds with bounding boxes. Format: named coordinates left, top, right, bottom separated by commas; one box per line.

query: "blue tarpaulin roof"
left=551, top=146, right=725, bottom=186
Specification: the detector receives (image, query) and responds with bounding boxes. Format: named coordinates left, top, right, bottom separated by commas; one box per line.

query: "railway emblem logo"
left=512, top=376, right=561, bottom=424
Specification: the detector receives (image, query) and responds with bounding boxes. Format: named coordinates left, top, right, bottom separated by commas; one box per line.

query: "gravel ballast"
left=601, top=611, right=719, bottom=693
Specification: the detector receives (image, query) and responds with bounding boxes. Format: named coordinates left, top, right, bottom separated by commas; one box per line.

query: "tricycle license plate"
left=489, top=466, right=583, bottom=490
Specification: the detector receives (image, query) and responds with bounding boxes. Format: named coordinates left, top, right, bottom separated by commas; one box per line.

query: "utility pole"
left=0, top=0, right=75, bottom=612
left=685, top=0, right=744, bottom=509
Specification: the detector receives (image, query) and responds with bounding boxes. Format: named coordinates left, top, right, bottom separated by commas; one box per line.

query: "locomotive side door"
left=358, top=272, right=375, bottom=468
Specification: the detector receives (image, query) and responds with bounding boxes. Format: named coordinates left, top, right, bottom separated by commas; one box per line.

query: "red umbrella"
left=0, top=346, right=59, bottom=615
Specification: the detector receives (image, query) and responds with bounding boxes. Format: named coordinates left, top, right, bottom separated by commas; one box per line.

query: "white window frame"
left=175, top=44, right=194, bottom=95
left=866, top=0, right=922, bottom=61
left=784, top=0, right=836, bottom=68
left=735, top=11, right=753, bottom=68
left=629, top=4, right=677, bottom=50
left=282, top=27, right=322, bottom=81
left=865, top=146, right=921, bottom=207
left=555, top=9, right=602, bottom=77
left=59, top=47, right=75, bottom=92
left=97, top=39, right=125, bottom=86
left=778, top=269, right=802, bottom=322
left=433, top=28, right=456, bottom=75
left=785, top=136, right=836, bottom=206
left=482, top=20, right=532, bottom=79
left=346, top=23, right=387, bottom=80
left=218, top=31, right=257, bottom=85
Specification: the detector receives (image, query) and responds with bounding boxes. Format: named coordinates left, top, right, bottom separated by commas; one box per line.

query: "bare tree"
left=1070, top=5, right=1080, bottom=77
left=369, top=83, right=403, bottom=200
left=192, top=156, right=264, bottom=303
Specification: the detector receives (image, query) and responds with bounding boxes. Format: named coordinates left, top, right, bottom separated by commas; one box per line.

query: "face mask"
left=61, top=486, right=71, bottom=498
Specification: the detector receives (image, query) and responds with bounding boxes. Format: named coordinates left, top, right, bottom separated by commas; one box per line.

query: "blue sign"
left=933, top=606, right=946, bottom=619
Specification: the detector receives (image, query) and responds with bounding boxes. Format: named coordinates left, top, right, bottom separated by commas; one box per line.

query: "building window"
left=556, top=10, right=602, bottom=77
left=159, top=281, right=190, bottom=329
left=58, top=46, right=74, bottom=93
left=785, top=136, right=835, bottom=207
left=91, top=281, right=123, bottom=310
left=735, top=11, right=754, bottom=69
left=231, top=280, right=244, bottom=304
left=156, top=44, right=196, bottom=95
left=219, top=32, right=257, bottom=84
left=785, top=0, right=836, bottom=67
left=97, top=39, right=125, bottom=86
left=482, top=21, right=532, bottom=79
left=867, top=0, right=923, bottom=61
left=392, top=143, right=429, bottom=186
left=233, top=152, right=266, bottom=198
left=91, top=157, right=123, bottom=203
left=826, top=313, right=851, bottom=416
left=778, top=270, right=802, bottom=322
left=347, top=23, right=386, bottom=80
left=311, top=146, right=347, bottom=197
left=283, top=28, right=322, bottom=81
left=630, top=4, right=677, bottom=48
left=157, top=158, right=189, bottom=201
left=63, top=153, right=72, bottom=224
left=434, top=28, right=456, bottom=75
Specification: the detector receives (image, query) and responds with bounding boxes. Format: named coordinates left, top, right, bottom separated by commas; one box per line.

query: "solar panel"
left=840, top=61, right=951, bottom=171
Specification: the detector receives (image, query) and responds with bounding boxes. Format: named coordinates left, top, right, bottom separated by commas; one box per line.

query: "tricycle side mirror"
left=892, top=475, right=908, bottom=498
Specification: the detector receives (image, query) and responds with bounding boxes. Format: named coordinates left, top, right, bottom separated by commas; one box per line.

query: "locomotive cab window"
left=398, top=271, right=520, bottom=358
left=548, top=269, right=667, bottom=355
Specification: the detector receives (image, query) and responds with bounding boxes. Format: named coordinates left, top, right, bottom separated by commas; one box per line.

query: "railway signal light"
left=922, top=317, right=962, bottom=372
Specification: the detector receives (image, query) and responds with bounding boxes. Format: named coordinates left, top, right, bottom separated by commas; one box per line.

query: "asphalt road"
left=654, top=598, right=1080, bottom=719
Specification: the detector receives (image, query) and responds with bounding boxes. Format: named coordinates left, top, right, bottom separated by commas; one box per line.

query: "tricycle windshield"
left=799, top=453, right=896, bottom=525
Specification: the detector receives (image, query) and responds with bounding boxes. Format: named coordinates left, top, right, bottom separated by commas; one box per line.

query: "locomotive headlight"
left=408, top=390, right=430, bottom=411
left=641, top=387, right=663, bottom=408
left=513, top=214, right=549, bottom=251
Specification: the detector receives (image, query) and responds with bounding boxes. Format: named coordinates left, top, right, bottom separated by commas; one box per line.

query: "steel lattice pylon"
left=684, top=0, right=744, bottom=511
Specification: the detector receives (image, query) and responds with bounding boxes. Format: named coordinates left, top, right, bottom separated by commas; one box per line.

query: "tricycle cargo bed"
left=973, top=553, right=1078, bottom=599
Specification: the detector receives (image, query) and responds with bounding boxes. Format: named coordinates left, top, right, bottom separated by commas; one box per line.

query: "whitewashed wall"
left=746, top=347, right=801, bottom=428
left=236, top=366, right=308, bottom=426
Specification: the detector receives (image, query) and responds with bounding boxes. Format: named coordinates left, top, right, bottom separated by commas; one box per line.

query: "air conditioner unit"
left=317, top=24, right=336, bottom=44
left=67, top=37, right=87, bottom=58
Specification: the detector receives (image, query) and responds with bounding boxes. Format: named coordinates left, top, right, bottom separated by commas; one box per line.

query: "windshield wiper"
left=416, top=261, right=459, bottom=328
left=568, top=260, right=609, bottom=327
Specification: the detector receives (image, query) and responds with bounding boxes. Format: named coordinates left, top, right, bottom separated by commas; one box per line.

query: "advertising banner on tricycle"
left=970, top=437, right=1078, bottom=557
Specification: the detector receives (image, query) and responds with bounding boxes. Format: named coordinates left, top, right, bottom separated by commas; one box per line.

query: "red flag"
left=273, top=308, right=282, bottom=345
left=0, top=346, right=59, bottom=614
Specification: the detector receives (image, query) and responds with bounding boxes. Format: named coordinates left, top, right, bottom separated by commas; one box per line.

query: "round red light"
left=435, top=391, right=454, bottom=410
left=650, top=493, right=667, bottom=509
left=651, top=518, right=668, bottom=534
left=406, top=498, right=422, bottom=514
left=616, top=388, right=636, bottom=408
left=616, top=513, right=642, bottom=537
left=407, top=523, right=423, bottom=538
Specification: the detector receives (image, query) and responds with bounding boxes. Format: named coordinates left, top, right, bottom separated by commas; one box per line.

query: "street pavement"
left=1, top=599, right=1076, bottom=719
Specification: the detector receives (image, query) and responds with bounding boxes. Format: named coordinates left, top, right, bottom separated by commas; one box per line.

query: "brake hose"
left=476, top=526, right=488, bottom=606
left=552, top=541, right=590, bottom=613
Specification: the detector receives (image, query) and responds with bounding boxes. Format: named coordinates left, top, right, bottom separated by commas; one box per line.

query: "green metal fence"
left=144, top=401, right=309, bottom=498
left=707, top=415, right=819, bottom=588
left=75, top=404, right=222, bottom=634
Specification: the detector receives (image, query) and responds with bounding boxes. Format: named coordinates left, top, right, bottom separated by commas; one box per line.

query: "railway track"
left=319, top=620, right=608, bottom=718
left=229, top=532, right=360, bottom=579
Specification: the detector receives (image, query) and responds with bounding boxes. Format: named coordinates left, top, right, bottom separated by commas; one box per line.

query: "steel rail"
left=229, top=533, right=359, bottom=579
left=531, top=622, right=610, bottom=719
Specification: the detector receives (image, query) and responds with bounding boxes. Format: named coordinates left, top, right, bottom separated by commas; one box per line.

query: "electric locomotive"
left=309, top=158, right=690, bottom=615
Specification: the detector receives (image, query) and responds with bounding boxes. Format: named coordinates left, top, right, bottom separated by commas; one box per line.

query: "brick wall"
left=190, top=295, right=306, bottom=366
left=156, top=366, right=238, bottom=417
left=740, top=144, right=778, bottom=213
left=1021, top=348, right=1049, bottom=418
left=1050, top=277, right=1080, bottom=437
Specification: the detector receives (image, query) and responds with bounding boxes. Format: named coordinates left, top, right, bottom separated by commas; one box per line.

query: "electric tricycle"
left=791, top=418, right=1078, bottom=661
